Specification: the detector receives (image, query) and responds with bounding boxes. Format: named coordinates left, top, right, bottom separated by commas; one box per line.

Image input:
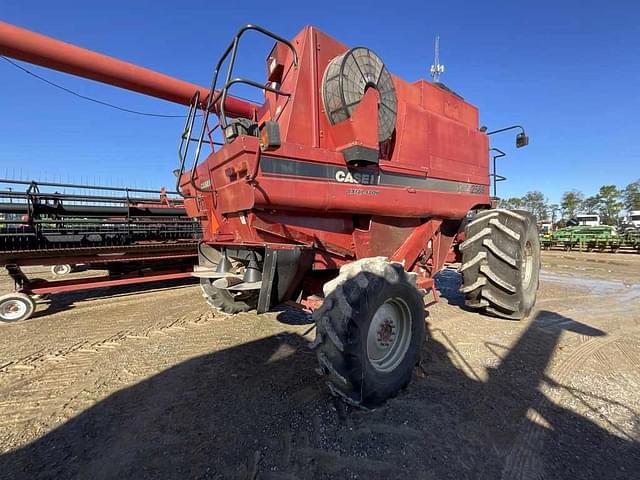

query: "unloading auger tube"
left=0, top=21, right=257, bottom=118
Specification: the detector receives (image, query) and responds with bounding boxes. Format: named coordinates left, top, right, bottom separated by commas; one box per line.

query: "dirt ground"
left=0, top=251, right=639, bottom=479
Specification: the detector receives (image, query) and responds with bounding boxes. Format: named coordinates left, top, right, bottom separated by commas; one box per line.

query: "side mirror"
left=516, top=132, right=529, bottom=148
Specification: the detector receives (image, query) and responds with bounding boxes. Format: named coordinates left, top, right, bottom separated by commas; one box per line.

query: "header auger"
left=0, top=21, right=539, bottom=407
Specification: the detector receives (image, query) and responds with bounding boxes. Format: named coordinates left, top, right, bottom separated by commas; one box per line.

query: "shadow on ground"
left=31, top=277, right=199, bottom=319
left=1, top=309, right=638, bottom=479
left=435, top=267, right=466, bottom=308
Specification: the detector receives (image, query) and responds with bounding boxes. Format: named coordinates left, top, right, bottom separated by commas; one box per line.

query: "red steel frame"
left=5, top=249, right=197, bottom=296
left=23, top=270, right=195, bottom=296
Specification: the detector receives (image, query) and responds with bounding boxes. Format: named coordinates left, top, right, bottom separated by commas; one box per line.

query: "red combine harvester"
left=0, top=22, right=539, bottom=407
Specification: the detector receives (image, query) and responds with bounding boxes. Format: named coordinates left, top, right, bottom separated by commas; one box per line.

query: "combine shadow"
left=1, top=311, right=638, bottom=479
left=434, top=267, right=466, bottom=307
left=272, top=303, right=314, bottom=326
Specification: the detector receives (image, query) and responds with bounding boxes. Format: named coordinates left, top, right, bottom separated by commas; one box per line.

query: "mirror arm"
left=483, top=124, right=528, bottom=148
left=485, top=125, right=525, bottom=136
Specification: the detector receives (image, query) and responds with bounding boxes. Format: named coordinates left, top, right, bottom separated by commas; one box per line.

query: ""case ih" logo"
left=335, top=170, right=376, bottom=185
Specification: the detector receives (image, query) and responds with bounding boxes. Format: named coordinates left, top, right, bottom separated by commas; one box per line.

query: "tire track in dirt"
left=52, top=314, right=215, bottom=422
left=0, top=305, right=208, bottom=378
left=0, top=283, right=201, bottom=363
left=502, top=271, right=640, bottom=478
left=541, top=291, right=637, bottom=324
left=501, top=325, right=640, bottom=479
left=615, top=339, right=640, bottom=372
left=555, top=327, right=640, bottom=379
left=0, top=311, right=214, bottom=446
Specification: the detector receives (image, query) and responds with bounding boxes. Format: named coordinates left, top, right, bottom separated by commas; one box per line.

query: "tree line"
left=498, top=179, right=640, bottom=226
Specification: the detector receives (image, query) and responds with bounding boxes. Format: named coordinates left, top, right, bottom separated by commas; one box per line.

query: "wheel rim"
left=521, top=240, right=534, bottom=289
left=366, top=298, right=413, bottom=373
left=1, top=299, right=28, bottom=321
left=52, top=264, right=71, bottom=275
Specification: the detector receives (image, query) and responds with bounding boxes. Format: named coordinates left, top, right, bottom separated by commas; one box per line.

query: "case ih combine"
left=0, top=22, right=540, bottom=407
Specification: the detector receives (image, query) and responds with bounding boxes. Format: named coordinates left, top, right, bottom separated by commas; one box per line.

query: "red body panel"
left=0, top=20, right=489, bottom=294
left=179, top=27, right=490, bottom=281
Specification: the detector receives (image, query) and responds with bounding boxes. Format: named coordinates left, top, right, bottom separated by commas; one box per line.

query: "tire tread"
left=460, top=209, right=540, bottom=320
left=312, top=259, right=425, bottom=408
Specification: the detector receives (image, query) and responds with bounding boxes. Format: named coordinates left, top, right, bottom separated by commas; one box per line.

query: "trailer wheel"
left=459, top=209, right=540, bottom=320
left=310, top=259, right=426, bottom=408
left=200, top=278, right=258, bottom=314
left=0, top=293, right=36, bottom=322
left=51, top=264, right=72, bottom=276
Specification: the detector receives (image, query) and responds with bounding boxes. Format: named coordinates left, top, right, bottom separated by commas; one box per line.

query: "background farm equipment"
left=0, top=178, right=198, bottom=251
left=624, top=227, right=640, bottom=252
left=0, top=21, right=539, bottom=407
left=0, top=178, right=201, bottom=322
left=540, top=224, right=640, bottom=253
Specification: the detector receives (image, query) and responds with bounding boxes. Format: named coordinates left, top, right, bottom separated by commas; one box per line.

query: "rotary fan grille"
left=322, top=47, right=397, bottom=142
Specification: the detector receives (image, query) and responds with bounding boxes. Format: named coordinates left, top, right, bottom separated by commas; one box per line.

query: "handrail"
left=184, top=24, right=298, bottom=195
left=176, top=91, right=200, bottom=195
left=489, top=148, right=507, bottom=198
left=189, top=77, right=292, bottom=195
left=219, top=78, right=292, bottom=124
left=207, top=24, right=298, bottom=129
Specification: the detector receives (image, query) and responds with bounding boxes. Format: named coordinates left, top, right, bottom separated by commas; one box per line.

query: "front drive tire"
left=459, top=209, right=541, bottom=320
left=311, top=261, right=426, bottom=408
left=200, top=278, right=258, bottom=314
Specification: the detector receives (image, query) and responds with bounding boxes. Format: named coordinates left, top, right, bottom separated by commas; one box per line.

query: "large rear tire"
left=459, top=209, right=540, bottom=320
left=311, top=259, right=426, bottom=408
left=200, top=278, right=258, bottom=314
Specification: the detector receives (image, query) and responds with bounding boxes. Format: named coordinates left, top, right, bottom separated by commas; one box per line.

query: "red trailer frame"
left=1, top=244, right=198, bottom=322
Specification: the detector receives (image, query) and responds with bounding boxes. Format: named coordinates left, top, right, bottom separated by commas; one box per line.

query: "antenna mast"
left=430, top=35, right=445, bottom=82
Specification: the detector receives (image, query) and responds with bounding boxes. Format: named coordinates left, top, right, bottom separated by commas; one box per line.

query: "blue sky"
left=1, top=0, right=639, bottom=203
